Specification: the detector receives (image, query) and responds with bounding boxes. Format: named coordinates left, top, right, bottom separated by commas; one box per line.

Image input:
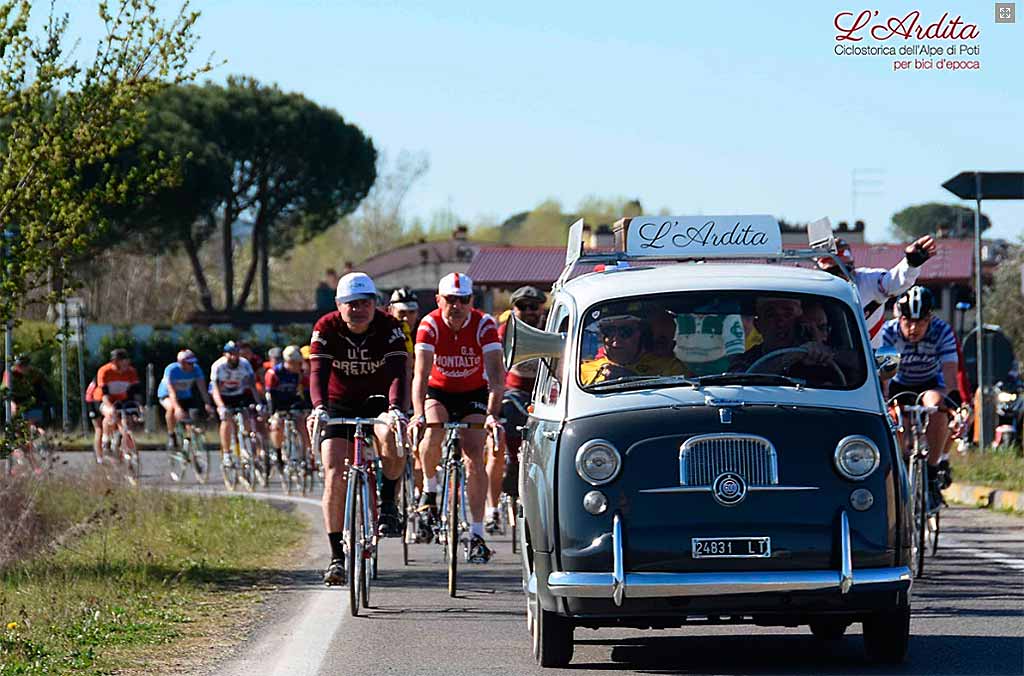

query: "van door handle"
left=542, top=430, right=558, bottom=441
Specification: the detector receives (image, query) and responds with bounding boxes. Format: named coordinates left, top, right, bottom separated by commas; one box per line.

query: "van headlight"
left=833, top=435, right=880, bottom=481
left=575, top=440, right=621, bottom=486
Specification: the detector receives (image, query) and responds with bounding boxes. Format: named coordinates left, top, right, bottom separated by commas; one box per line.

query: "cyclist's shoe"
left=378, top=501, right=403, bottom=538
left=484, top=510, right=501, bottom=535
left=222, top=453, right=233, bottom=469
left=468, top=535, right=492, bottom=564
left=937, top=459, right=953, bottom=489
left=927, top=479, right=945, bottom=513
left=166, top=434, right=178, bottom=451
left=323, top=558, right=346, bottom=586
left=417, top=491, right=438, bottom=516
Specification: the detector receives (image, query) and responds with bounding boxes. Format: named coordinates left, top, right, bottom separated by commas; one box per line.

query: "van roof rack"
left=554, top=215, right=852, bottom=290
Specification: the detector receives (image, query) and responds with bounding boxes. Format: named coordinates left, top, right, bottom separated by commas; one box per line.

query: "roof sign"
left=622, top=215, right=783, bottom=259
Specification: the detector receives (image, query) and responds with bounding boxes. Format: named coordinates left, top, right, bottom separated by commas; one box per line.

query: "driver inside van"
left=730, top=297, right=833, bottom=374
left=580, top=312, right=687, bottom=385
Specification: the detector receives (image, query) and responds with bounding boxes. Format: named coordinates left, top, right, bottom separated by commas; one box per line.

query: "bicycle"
left=888, top=392, right=960, bottom=578
left=107, top=403, right=143, bottom=486
left=430, top=421, right=500, bottom=597
left=168, top=410, right=210, bottom=484
left=311, top=411, right=403, bottom=617
left=275, top=407, right=310, bottom=495
left=222, top=406, right=259, bottom=492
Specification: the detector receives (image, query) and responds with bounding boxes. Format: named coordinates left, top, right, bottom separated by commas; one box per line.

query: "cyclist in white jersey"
left=817, top=235, right=937, bottom=347
left=210, top=341, right=262, bottom=465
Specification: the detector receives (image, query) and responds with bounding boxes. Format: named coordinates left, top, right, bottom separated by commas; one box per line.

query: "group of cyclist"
left=309, top=271, right=543, bottom=585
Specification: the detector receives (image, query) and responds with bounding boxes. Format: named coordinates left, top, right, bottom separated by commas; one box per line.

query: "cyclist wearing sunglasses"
left=409, top=272, right=505, bottom=564
left=489, top=286, right=546, bottom=531
left=308, top=272, right=409, bottom=586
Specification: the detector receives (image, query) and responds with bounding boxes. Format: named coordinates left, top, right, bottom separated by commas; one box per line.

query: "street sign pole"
left=973, top=175, right=984, bottom=447
left=77, top=314, right=87, bottom=434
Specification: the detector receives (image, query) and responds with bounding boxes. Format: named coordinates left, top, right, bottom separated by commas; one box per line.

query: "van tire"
left=863, top=604, right=910, bottom=664
left=534, top=605, right=573, bottom=667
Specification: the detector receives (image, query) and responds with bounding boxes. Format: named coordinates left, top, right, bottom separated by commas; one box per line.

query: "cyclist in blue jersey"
left=158, top=349, right=214, bottom=451
left=881, top=286, right=961, bottom=506
left=265, top=344, right=309, bottom=470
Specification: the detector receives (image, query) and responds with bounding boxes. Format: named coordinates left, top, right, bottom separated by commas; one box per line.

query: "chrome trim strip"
left=639, top=485, right=819, bottom=494
left=547, top=567, right=912, bottom=599
left=840, top=510, right=853, bottom=594
left=612, top=514, right=625, bottom=606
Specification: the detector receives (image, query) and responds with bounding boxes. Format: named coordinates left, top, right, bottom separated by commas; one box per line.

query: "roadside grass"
left=949, top=446, right=1024, bottom=492
left=0, top=475, right=306, bottom=675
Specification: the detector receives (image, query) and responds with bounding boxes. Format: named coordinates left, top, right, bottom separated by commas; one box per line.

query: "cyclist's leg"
left=459, top=413, right=489, bottom=530
left=88, top=402, right=103, bottom=462
left=420, top=397, right=449, bottom=511
left=921, top=389, right=949, bottom=467
left=485, top=444, right=505, bottom=522
left=269, top=411, right=285, bottom=459
left=321, top=422, right=354, bottom=581
left=100, top=402, right=118, bottom=458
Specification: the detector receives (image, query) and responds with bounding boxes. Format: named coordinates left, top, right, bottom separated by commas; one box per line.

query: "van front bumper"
left=547, top=512, right=911, bottom=605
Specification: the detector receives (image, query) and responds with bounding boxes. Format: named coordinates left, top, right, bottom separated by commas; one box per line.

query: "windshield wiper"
left=588, top=375, right=701, bottom=393
left=694, top=373, right=805, bottom=388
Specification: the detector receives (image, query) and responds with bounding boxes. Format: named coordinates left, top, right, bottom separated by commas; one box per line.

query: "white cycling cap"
left=336, top=272, right=378, bottom=303
left=438, top=272, right=473, bottom=297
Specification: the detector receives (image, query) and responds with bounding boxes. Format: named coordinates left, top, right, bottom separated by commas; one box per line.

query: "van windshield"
left=578, top=291, right=868, bottom=391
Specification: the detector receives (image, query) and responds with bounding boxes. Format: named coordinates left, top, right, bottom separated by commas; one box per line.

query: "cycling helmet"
left=896, top=286, right=934, bottom=319
left=389, top=286, right=418, bottom=309
left=283, top=345, right=302, bottom=363
left=510, top=286, right=547, bottom=307
left=222, top=341, right=239, bottom=354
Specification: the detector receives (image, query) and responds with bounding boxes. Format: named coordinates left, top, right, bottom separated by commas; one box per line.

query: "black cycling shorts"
left=321, top=397, right=390, bottom=441
left=87, top=400, right=101, bottom=420
left=426, top=386, right=488, bottom=422
left=219, top=393, right=256, bottom=420
left=889, top=378, right=941, bottom=403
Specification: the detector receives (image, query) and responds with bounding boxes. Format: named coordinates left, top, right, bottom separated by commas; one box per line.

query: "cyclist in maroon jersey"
left=408, top=273, right=505, bottom=563
left=307, top=272, right=409, bottom=586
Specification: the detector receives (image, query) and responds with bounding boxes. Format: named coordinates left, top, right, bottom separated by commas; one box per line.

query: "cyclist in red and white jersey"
left=409, top=273, right=505, bottom=563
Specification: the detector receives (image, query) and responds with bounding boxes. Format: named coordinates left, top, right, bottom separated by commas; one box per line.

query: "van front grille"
left=679, top=434, right=778, bottom=486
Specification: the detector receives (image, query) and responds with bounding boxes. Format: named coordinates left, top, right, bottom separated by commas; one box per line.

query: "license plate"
left=692, top=537, right=771, bottom=559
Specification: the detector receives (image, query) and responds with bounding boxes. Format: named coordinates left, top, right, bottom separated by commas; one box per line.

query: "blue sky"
left=69, top=1, right=1022, bottom=241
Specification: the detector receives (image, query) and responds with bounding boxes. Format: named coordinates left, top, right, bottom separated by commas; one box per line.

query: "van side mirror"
left=874, top=346, right=900, bottom=380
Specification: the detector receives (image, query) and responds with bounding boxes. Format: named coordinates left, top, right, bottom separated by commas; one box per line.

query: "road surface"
left=60, top=450, right=1024, bottom=675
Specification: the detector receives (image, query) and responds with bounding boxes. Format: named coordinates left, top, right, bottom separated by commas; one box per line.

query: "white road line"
left=941, top=536, right=1024, bottom=573
left=266, top=587, right=345, bottom=676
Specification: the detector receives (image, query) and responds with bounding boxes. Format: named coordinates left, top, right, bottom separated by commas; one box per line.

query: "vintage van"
left=503, top=215, right=912, bottom=667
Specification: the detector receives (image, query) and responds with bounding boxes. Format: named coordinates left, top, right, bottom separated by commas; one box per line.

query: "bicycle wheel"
left=400, top=462, right=410, bottom=566
left=363, top=475, right=374, bottom=604
left=169, top=439, right=188, bottom=483
left=239, top=433, right=256, bottom=492
left=509, top=497, right=519, bottom=554
left=123, top=433, right=141, bottom=486
left=191, top=429, right=209, bottom=484
left=929, top=509, right=941, bottom=556
left=346, top=470, right=363, bottom=616
left=447, top=467, right=460, bottom=598
left=253, top=433, right=270, bottom=488
left=223, top=446, right=240, bottom=491
left=913, top=459, right=927, bottom=578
